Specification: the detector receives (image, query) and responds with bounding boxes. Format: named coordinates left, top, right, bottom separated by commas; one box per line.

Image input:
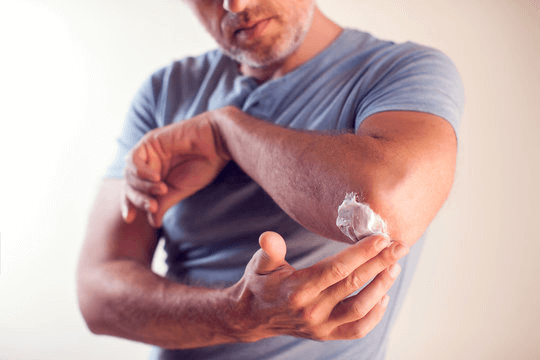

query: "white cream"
left=336, top=192, right=388, bottom=242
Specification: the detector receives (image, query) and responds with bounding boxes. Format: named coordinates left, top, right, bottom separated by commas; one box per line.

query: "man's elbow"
left=76, top=268, right=116, bottom=336
left=360, top=159, right=455, bottom=247
left=78, top=292, right=106, bottom=335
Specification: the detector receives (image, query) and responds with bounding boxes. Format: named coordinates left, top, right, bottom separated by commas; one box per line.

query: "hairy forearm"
left=213, top=107, right=387, bottom=242
left=78, top=260, right=238, bottom=349
left=213, top=106, right=456, bottom=246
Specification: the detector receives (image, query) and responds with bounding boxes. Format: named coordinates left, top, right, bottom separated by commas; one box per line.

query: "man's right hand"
left=224, top=231, right=408, bottom=342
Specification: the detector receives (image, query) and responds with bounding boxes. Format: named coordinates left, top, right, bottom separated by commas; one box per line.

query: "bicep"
left=356, top=111, right=457, bottom=247
left=78, top=179, right=160, bottom=271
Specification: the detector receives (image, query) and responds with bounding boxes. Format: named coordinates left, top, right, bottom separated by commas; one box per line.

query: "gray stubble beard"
left=221, top=2, right=315, bottom=69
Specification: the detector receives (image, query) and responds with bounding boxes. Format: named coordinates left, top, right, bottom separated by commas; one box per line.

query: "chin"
left=223, top=39, right=299, bottom=69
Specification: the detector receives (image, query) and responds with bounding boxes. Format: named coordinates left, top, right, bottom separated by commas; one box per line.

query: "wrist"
left=220, top=278, right=267, bottom=343
left=161, top=284, right=254, bottom=349
left=210, top=106, right=240, bottom=161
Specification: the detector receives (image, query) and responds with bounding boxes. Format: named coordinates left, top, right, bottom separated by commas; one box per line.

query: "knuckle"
left=377, top=248, right=396, bottom=264
left=133, top=178, right=149, bottom=191
left=371, top=275, right=390, bottom=294
left=353, top=325, right=369, bottom=339
left=287, top=291, right=306, bottom=310
left=125, top=170, right=138, bottom=185
left=299, top=305, right=319, bottom=327
left=134, top=191, right=146, bottom=204
left=386, top=250, right=400, bottom=263
left=371, top=252, right=395, bottom=273
left=133, top=167, right=146, bottom=179
left=347, top=271, right=367, bottom=290
left=384, top=242, right=408, bottom=262
left=329, top=261, right=349, bottom=281
left=124, top=168, right=138, bottom=183
left=351, top=301, right=369, bottom=319
left=383, top=265, right=399, bottom=284
left=384, top=270, right=397, bottom=285
left=299, top=311, right=314, bottom=327
left=128, top=189, right=147, bottom=207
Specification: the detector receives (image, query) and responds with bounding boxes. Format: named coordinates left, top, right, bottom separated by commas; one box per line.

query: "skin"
left=77, top=0, right=457, bottom=350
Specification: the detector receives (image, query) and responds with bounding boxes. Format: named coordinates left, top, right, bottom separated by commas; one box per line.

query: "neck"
left=240, top=7, right=342, bottom=83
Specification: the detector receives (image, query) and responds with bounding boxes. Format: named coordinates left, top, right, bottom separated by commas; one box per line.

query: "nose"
left=223, top=0, right=249, bottom=13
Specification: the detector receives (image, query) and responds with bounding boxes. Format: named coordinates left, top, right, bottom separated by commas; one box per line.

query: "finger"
left=125, top=143, right=161, bottom=182
left=121, top=191, right=137, bottom=223
left=148, top=205, right=164, bottom=228
left=254, top=231, right=288, bottom=275
left=121, top=198, right=137, bottom=223
left=322, top=241, right=409, bottom=305
left=146, top=189, right=191, bottom=228
left=298, top=234, right=391, bottom=296
left=125, top=182, right=159, bottom=214
left=143, top=166, right=220, bottom=229
left=125, top=168, right=168, bottom=196
left=147, top=210, right=159, bottom=228
left=329, top=263, right=400, bottom=325
left=329, top=294, right=389, bottom=340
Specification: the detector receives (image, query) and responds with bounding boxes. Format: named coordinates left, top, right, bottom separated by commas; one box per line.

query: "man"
left=77, top=0, right=464, bottom=359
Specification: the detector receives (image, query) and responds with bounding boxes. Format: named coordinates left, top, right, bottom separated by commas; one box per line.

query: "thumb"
left=255, top=231, right=288, bottom=275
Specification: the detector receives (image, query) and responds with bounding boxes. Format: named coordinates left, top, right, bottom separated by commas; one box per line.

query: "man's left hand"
left=122, top=111, right=230, bottom=227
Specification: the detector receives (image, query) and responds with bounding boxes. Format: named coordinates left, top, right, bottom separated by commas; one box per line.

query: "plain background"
left=1, top=0, right=539, bottom=359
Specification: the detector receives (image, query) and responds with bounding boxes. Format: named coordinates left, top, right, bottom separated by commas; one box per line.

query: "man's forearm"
left=213, top=107, right=398, bottom=243
left=212, top=106, right=457, bottom=246
left=78, top=260, right=239, bottom=349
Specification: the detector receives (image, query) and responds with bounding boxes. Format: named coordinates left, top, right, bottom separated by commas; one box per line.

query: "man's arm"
left=124, top=108, right=456, bottom=247
left=214, top=108, right=457, bottom=247
left=77, top=179, right=408, bottom=348
left=77, top=179, right=237, bottom=348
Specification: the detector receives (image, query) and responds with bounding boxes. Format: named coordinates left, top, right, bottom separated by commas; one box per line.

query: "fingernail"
left=393, top=244, right=409, bottom=258
left=388, top=263, right=401, bottom=278
left=381, top=294, right=390, bottom=307
left=121, top=204, right=128, bottom=219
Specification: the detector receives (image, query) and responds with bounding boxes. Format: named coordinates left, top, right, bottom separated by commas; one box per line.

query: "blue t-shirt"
left=107, top=29, right=464, bottom=360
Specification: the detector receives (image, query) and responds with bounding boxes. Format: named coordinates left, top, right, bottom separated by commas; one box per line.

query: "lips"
left=233, top=17, right=273, bottom=40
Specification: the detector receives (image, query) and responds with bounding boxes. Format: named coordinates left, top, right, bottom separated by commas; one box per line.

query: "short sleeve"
left=356, top=44, right=465, bottom=134
left=104, top=68, right=166, bottom=178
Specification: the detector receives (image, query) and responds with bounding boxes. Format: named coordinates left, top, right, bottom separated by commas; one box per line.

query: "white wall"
left=1, top=0, right=538, bottom=359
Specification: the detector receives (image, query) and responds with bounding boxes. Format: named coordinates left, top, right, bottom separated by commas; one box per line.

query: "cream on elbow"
left=336, top=192, right=388, bottom=242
